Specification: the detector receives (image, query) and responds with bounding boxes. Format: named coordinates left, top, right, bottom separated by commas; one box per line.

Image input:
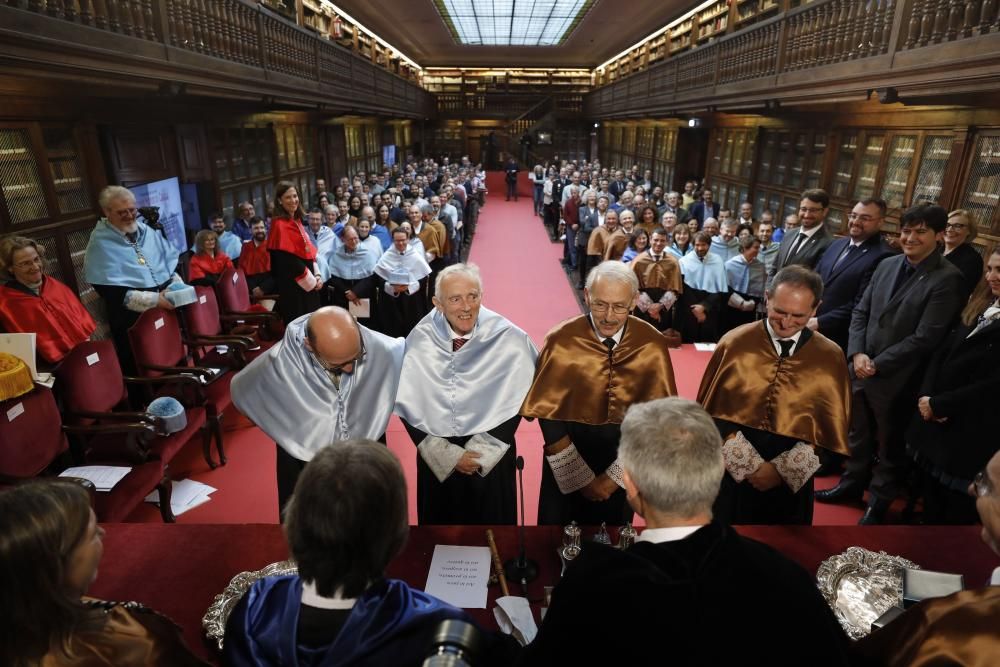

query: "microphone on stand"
left=504, top=455, right=538, bottom=590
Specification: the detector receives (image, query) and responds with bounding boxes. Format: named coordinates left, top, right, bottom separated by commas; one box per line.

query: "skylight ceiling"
left=436, top=0, right=594, bottom=46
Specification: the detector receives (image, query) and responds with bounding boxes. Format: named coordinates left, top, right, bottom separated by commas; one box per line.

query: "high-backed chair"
left=57, top=339, right=211, bottom=477
left=215, top=266, right=282, bottom=337
left=127, top=308, right=233, bottom=466
left=1, top=385, right=173, bottom=522
left=184, top=286, right=272, bottom=367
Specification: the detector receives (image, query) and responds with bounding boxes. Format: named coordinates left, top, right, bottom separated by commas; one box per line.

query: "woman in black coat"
left=908, top=247, right=1000, bottom=523
left=942, top=209, right=985, bottom=300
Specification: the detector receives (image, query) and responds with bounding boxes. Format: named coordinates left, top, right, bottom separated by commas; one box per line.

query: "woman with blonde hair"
left=943, top=209, right=984, bottom=299
left=907, top=247, right=1000, bottom=523
left=187, top=228, right=234, bottom=286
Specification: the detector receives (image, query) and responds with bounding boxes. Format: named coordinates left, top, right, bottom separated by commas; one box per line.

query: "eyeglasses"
left=590, top=301, right=631, bottom=315
left=313, top=336, right=366, bottom=374
left=114, top=207, right=138, bottom=218
left=945, top=222, right=967, bottom=231
left=13, top=257, right=43, bottom=270
left=973, top=469, right=994, bottom=498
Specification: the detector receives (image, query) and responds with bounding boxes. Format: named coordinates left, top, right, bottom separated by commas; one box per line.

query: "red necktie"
left=452, top=338, right=466, bottom=352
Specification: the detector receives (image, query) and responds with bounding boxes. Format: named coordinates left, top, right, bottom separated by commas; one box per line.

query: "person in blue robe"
left=222, top=441, right=488, bottom=667
left=678, top=231, right=729, bottom=342
left=84, top=185, right=181, bottom=372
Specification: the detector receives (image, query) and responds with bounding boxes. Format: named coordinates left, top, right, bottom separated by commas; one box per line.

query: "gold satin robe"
left=631, top=251, right=683, bottom=293
left=696, top=321, right=851, bottom=455
left=521, top=315, right=677, bottom=425
left=586, top=226, right=628, bottom=261
left=854, top=586, right=1000, bottom=667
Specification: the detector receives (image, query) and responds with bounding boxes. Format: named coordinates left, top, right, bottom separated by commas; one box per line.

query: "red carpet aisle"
left=124, top=172, right=860, bottom=525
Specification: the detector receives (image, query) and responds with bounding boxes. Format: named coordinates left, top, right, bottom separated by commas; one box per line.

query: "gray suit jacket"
left=847, top=251, right=964, bottom=395
left=770, top=225, right=834, bottom=278
left=577, top=207, right=600, bottom=247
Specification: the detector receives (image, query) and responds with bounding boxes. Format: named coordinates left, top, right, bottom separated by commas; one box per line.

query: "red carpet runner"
left=123, top=172, right=861, bottom=525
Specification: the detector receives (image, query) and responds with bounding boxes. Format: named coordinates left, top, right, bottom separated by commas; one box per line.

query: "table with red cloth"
left=88, top=524, right=997, bottom=664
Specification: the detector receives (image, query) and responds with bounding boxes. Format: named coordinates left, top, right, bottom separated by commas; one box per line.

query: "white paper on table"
left=694, top=343, right=717, bottom=352
left=424, top=545, right=492, bottom=609
left=348, top=298, right=371, bottom=319
left=493, top=595, right=538, bottom=646
left=60, top=465, right=131, bottom=491
left=144, top=479, right=217, bottom=516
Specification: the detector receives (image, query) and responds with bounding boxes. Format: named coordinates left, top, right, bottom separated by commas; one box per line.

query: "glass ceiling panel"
left=436, top=0, right=593, bottom=46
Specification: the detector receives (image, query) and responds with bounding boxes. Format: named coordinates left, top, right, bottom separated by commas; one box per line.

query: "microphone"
left=504, top=455, right=538, bottom=589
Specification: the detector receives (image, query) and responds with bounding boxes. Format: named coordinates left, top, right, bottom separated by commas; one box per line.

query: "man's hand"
left=392, top=284, right=409, bottom=295
left=806, top=317, right=819, bottom=331
left=580, top=474, right=618, bottom=502
left=455, top=450, right=482, bottom=475
left=648, top=303, right=662, bottom=321
left=572, top=223, right=579, bottom=231
left=157, top=292, right=176, bottom=310
left=918, top=396, right=935, bottom=421
left=853, top=353, right=876, bottom=379
left=312, top=274, right=323, bottom=291
left=345, top=289, right=359, bottom=304
left=691, top=304, right=707, bottom=324
left=251, top=286, right=265, bottom=299
left=748, top=462, right=783, bottom=491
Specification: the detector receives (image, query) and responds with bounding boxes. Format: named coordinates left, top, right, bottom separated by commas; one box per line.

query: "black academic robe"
left=521, top=522, right=851, bottom=667
left=403, top=415, right=519, bottom=525
left=326, top=274, right=375, bottom=328
left=677, top=286, right=724, bottom=342
left=372, top=276, right=428, bottom=338
left=713, top=420, right=814, bottom=525
left=270, top=249, right=321, bottom=324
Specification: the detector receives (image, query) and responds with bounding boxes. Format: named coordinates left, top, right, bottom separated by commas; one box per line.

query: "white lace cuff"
left=546, top=443, right=596, bottom=495
left=124, top=289, right=160, bottom=313
left=658, top=291, right=677, bottom=309
left=727, top=292, right=747, bottom=309
left=605, top=459, right=626, bottom=489
left=466, top=432, right=510, bottom=478
left=417, top=435, right=467, bottom=483
left=722, top=431, right=765, bottom=482
left=771, top=442, right=821, bottom=493
left=636, top=292, right=653, bottom=312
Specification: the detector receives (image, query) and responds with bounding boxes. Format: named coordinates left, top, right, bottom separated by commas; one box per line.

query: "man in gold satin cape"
left=521, top=261, right=678, bottom=525
left=853, top=449, right=1000, bottom=666
left=697, top=265, right=850, bottom=525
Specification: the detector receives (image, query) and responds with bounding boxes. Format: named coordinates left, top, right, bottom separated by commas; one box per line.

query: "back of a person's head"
left=284, top=440, right=408, bottom=598
left=618, top=398, right=724, bottom=518
left=0, top=480, right=92, bottom=666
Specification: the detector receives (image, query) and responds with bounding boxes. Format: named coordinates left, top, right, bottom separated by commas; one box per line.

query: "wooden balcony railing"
left=0, top=0, right=434, bottom=118
left=585, top=0, right=1000, bottom=119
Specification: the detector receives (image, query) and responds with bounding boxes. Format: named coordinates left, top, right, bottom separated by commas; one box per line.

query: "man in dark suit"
left=768, top=189, right=835, bottom=281
left=522, top=398, right=852, bottom=666
left=609, top=169, right=628, bottom=200
left=689, top=188, right=720, bottom=226
left=822, top=204, right=964, bottom=524
left=809, top=198, right=896, bottom=353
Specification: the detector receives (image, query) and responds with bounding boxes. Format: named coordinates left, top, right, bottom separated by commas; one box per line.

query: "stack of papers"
left=60, top=465, right=132, bottom=491
left=144, top=479, right=217, bottom=516
left=694, top=343, right=718, bottom=352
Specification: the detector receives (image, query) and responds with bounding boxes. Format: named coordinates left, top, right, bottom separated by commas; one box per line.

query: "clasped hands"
left=581, top=474, right=618, bottom=502
left=853, top=353, right=877, bottom=379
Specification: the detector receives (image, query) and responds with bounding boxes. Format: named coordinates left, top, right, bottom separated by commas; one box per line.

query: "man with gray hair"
left=396, top=263, right=538, bottom=524
left=523, top=398, right=850, bottom=665
left=522, top=261, right=677, bottom=525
